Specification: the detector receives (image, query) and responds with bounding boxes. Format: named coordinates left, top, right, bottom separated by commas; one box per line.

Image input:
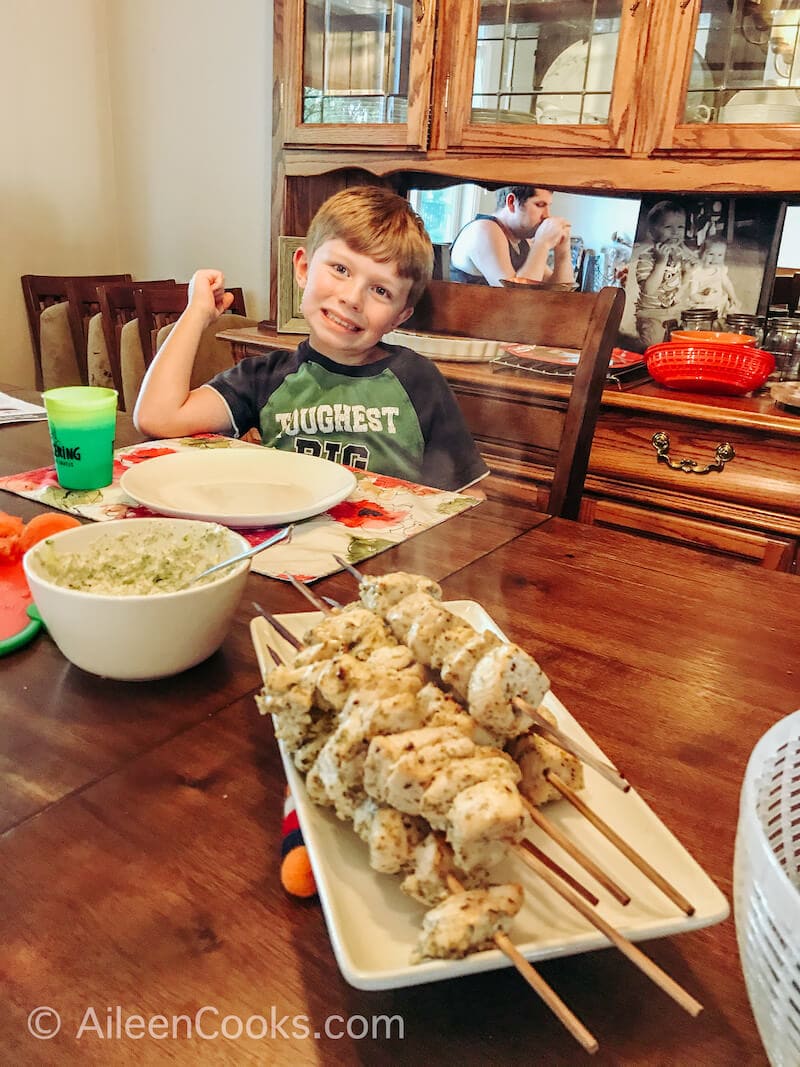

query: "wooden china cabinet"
left=262, top=0, right=800, bottom=570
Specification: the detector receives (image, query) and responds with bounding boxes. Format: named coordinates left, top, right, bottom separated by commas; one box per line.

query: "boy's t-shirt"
left=206, top=339, right=489, bottom=492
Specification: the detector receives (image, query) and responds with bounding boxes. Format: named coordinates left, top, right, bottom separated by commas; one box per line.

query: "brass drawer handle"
left=651, top=431, right=735, bottom=474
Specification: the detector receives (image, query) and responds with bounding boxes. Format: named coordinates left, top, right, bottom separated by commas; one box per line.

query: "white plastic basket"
left=734, top=709, right=800, bottom=1067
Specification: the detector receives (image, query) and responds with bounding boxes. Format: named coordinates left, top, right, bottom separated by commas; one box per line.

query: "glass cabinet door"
left=438, top=0, right=649, bottom=152
left=281, top=0, right=435, bottom=148
left=649, top=0, right=800, bottom=152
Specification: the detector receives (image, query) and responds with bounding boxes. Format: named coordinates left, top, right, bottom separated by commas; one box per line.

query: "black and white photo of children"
left=617, top=196, right=785, bottom=353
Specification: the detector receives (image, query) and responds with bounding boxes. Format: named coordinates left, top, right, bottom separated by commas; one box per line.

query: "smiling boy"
left=134, top=187, right=488, bottom=494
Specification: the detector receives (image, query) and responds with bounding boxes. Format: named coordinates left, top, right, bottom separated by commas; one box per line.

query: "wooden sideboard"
left=219, top=326, right=800, bottom=572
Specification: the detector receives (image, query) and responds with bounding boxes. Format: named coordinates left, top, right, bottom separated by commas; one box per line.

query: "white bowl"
left=23, top=518, right=252, bottom=681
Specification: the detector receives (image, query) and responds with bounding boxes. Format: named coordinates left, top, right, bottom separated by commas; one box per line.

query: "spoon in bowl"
left=181, top=525, right=293, bottom=588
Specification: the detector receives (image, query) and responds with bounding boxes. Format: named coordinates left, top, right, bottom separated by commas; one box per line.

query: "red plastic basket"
left=645, top=342, right=775, bottom=395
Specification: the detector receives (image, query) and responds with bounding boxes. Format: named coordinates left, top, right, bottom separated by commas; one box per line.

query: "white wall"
left=0, top=0, right=271, bottom=389
left=1, top=0, right=121, bottom=387
left=106, top=0, right=271, bottom=317
left=778, top=204, right=799, bottom=267
left=551, top=191, right=640, bottom=254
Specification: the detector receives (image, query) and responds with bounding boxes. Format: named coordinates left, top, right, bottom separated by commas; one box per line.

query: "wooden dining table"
left=1, top=386, right=797, bottom=1065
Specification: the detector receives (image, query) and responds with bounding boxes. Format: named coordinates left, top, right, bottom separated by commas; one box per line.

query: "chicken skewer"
left=251, top=620, right=599, bottom=1051
left=279, top=584, right=633, bottom=902
left=253, top=610, right=704, bottom=1015
left=336, top=560, right=628, bottom=788
left=332, top=564, right=694, bottom=913
left=256, top=600, right=608, bottom=879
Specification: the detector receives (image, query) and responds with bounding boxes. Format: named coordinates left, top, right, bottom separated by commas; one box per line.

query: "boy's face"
left=652, top=211, right=686, bottom=245
left=294, top=239, right=414, bottom=364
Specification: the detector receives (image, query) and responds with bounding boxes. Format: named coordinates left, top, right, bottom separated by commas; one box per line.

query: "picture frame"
left=277, top=236, right=309, bottom=334
left=617, top=195, right=786, bottom=353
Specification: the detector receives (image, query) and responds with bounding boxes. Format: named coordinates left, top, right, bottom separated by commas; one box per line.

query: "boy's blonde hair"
left=304, top=186, right=434, bottom=307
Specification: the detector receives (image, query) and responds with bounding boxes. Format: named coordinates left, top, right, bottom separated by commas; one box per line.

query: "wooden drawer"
left=589, top=409, right=800, bottom=539
left=580, top=496, right=797, bottom=571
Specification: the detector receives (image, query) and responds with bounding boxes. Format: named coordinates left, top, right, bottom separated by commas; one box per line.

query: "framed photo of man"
left=617, top=196, right=786, bottom=353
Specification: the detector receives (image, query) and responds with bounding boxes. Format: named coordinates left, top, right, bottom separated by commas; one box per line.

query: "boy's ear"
left=392, top=306, right=414, bottom=330
left=293, top=246, right=309, bottom=289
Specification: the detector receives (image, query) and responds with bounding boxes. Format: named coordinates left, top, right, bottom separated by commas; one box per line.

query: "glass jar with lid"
left=762, top=316, right=800, bottom=382
left=725, top=313, right=765, bottom=347
left=680, top=308, right=717, bottom=331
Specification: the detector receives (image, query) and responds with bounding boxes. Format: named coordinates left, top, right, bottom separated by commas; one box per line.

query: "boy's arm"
left=133, top=270, right=234, bottom=438
left=638, top=245, right=669, bottom=296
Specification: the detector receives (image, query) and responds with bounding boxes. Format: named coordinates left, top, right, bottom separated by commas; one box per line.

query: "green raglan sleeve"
left=389, top=348, right=489, bottom=492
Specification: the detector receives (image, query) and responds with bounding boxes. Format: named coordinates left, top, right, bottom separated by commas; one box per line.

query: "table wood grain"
left=2, top=386, right=795, bottom=1064
left=0, top=394, right=537, bottom=836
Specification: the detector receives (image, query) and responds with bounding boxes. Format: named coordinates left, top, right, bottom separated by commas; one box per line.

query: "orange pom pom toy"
left=280, top=788, right=317, bottom=898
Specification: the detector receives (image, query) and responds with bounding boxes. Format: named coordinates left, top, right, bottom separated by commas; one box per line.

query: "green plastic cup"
left=43, top=386, right=118, bottom=490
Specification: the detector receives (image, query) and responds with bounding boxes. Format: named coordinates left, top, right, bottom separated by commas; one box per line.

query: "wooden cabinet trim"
left=281, top=147, right=800, bottom=194
left=580, top=495, right=797, bottom=571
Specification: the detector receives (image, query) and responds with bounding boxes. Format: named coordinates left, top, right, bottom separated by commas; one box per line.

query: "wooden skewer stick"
left=515, top=840, right=599, bottom=907
left=333, top=554, right=364, bottom=583
left=544, top=771, right=695, bottom=917
left=518, top=851, right=703, bottom=1018
left=524, top=800, right=631, bottom=907
left=252, top=602, right=302, bottom=650
left=445, top=874, right=598, bottom=1054
left=513, top=697, right=630, bottom=793
left=287, top=574, right=331, bottom=613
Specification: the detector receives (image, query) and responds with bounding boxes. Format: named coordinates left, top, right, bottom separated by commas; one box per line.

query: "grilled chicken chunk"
left=436, top=627, right=503, bottom=702
left=364, top=727, right=476, bottom=815
left=506, top=704, right=584, bottom=805
left=400, top=833, right=485, bottom=905
left=467, top=644, right=549, bottom=744
left=359, top=572, right=442, bottom=615
left=352, top=799, right=428, bottom=875
left=411, top=883, right=524, bottom=962
left=420, top=752, right=521, bottom=831
left=446, top=778, right=527, bottom=872
left=385, top=592, right=449, bottom=646
left=304, top=605, right=396, bottom=660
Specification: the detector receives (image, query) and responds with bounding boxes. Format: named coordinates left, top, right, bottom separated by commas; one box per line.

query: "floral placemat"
left=0, top=435, right=478, bottom=581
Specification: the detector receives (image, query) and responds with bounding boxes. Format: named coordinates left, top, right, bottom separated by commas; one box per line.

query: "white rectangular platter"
left=251, top=603, right=728, bottom=991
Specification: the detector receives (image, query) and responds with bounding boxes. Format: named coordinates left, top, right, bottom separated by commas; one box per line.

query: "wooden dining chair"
left=404, top=280, right=625, bottom=519
left=95, top=280, right=176, bottom=406
left=21, top=273, right=131, bottom=390
left=134, top=284, right=247, bottom=368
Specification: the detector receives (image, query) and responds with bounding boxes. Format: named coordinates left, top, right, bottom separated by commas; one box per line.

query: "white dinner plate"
left=120, top=448, right=357, bottom=527
left=250, top=603, right=729, bottom=991
left=540, top=33, right=713, bottom=123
